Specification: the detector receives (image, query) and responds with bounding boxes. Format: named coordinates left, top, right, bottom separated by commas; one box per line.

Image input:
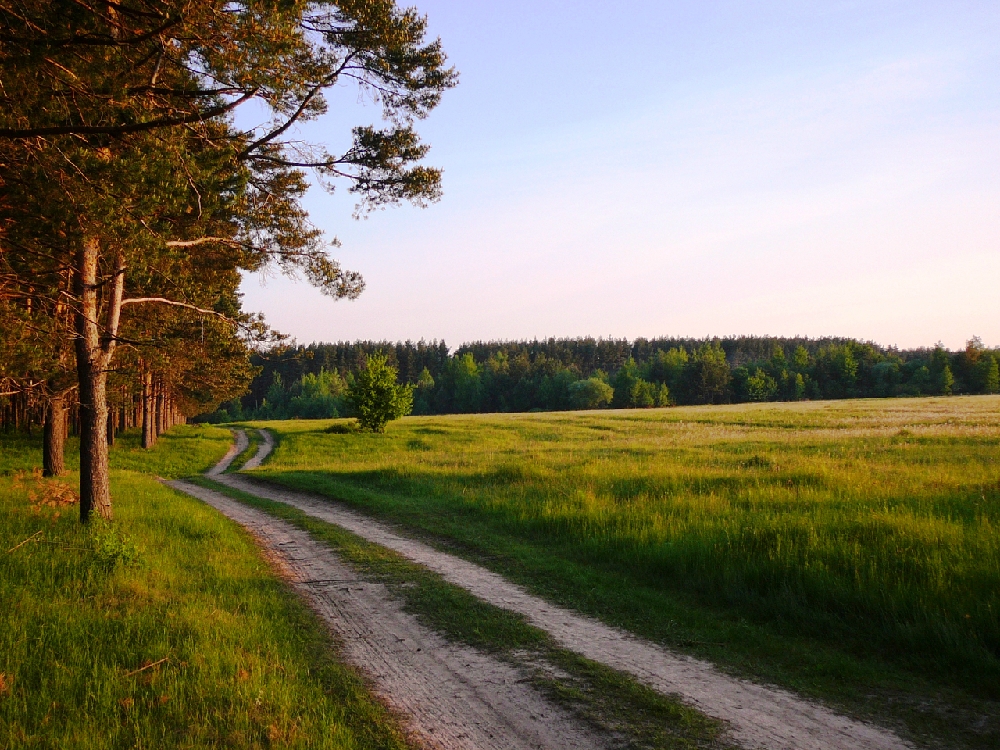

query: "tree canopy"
left=0, top=0, right=456, bottom=520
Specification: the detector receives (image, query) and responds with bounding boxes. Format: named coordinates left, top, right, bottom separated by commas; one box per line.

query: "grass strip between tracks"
left=193, top=475, right=737, bottom=750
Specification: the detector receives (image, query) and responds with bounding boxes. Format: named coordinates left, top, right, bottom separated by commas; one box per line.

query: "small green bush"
left=346, top=353, right=413, bottom=432
left=91, top=525, right=142, bottom=569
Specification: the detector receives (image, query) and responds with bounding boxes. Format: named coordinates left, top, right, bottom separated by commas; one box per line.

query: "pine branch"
left=0, top=91, right=256, bottom=139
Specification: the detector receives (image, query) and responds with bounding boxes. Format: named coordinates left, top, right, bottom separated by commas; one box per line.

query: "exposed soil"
left=206, top=428, right=248, bottom=476
left=208, top=428, right=912, bottom=750
left=240, top=427, right=272, bottom=470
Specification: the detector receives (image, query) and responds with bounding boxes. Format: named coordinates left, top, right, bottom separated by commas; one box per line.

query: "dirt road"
left=208, top=428, right=911, bottom=750
left=172, top=474, right=606, bottom=748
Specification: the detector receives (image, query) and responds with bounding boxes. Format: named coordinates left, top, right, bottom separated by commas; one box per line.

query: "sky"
left=239, top=1, right=1000, bottom=351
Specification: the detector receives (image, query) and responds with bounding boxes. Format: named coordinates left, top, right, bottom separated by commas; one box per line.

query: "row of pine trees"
left=203, top=336, right=1000, bottom=422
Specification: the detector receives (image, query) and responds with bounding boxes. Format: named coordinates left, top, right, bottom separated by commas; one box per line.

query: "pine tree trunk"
left=73, top=237, right=123, bottom=523
left=155, top=382, right=164, bottom=436
left=77, top=360, right=111, bottom=521
left=74, top=237, right=112, bottom=521
left=43, top=393, right=66, bottom=477
left=142, top=370, right=155, bottom=448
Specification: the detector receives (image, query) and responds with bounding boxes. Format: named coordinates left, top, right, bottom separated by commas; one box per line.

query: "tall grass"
left=250, top=397, right=1000, bottom=696
left=0, top=426, right=409, bottom=749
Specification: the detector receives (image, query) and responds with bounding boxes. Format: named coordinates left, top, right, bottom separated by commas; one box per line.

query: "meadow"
left=249, top=397, right=1000, bottom=745
left=0, top=426, right=409, bottom=749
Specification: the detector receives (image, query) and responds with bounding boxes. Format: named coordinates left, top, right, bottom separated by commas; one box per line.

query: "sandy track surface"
left=241, top=427, right=273, bottom=470
left=212, top=428, right=911, bottom=750
left=206, top=428, right=248, bottom=476
left=174, top=456, right=606, bottom=749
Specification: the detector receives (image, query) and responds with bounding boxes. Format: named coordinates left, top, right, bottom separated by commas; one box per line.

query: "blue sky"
left=240, top=1, right=1000, bottom=350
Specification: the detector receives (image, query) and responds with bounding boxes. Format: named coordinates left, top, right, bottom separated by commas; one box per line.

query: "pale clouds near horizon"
left=240, top=1, right=1000, bottom=350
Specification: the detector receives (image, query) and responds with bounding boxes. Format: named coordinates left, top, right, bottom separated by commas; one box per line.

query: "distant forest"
left=202, top=336, right=1000, bottom=422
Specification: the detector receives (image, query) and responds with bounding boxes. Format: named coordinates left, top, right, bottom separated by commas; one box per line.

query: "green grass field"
left=247, top=397, right=1000, bottom=747
left=0, top=426, right=409, bottom=749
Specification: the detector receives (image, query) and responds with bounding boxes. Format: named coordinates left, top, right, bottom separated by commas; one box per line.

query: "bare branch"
left=238, top=56, right=355, bottom=160
left=120, top=297, right=236, bottom=324
left=163, top=237, right=238, bottom=248
left=0, top=380, right=45, bottom=397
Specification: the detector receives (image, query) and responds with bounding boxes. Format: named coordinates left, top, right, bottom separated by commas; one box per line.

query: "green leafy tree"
left=654, top=382, right=672, bottom=406
left=630, top=379, right=656, bottom=408
left=792, top=372, right=807, bottom=400
left=939, top=365, right=955, bottom=396
left=568, top=378, right=614, bottom=409
left=685, top=342, right=731, bottom=404
left=792, top=345, right=811, bottom=370
left=649, top=348, right=689, bottom=401
left=538, top=369, right=578, bottom=411
left=747, top=368, right=778, bottom=402
left=452, top=353, right=484, bottom=413
left=957, top=336, right=986, bottom=393
left=768, top=345, right=788, bottom=373
left=412, top=367, right=437, bottom=415
left=731, top=366, right=751, bottom=401
left=968, top=345, right=999, bottom=395
left=907, top=365, right=932, bottom=395
left=986, top=357, right=1000, bottom=395
left=777, top=370, right=807, bottom=400
left=815, top=344, right=858, bottom=398
left=612, top=358, right=642, bottom=408
left=929, top=346, right=954, bottom=396
left=347, top=354, right=413, bottom=432
left=417, top=368, right=437, bottom=391
left=871, top=360, right=901, bottom=398
left=288, top=370, right=346, bottom=419
left=262, top=373, right=290, bottom=419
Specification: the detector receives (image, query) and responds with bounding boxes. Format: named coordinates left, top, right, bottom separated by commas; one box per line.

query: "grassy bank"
left=246, top=397, right=1000, bottom=747
left=0, top=426, right=409, bottom=749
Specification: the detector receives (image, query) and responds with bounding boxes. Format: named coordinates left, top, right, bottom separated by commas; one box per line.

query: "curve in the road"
left=174, top=430, right=605, bottom=750
left=241, top=428, right=273, bottom=470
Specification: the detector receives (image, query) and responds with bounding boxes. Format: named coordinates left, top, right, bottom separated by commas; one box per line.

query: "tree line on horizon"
left=203, top=335, right=1000, bottom=422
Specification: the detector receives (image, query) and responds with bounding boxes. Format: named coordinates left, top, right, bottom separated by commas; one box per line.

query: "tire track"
left=173, top=442, right=607, bottom=750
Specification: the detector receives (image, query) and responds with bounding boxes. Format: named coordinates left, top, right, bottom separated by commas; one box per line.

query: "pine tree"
left=0, top=1, right=455, bottom=520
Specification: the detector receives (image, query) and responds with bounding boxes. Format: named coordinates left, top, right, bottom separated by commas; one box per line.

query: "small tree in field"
left=348, top=354, right=413, bottom=432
